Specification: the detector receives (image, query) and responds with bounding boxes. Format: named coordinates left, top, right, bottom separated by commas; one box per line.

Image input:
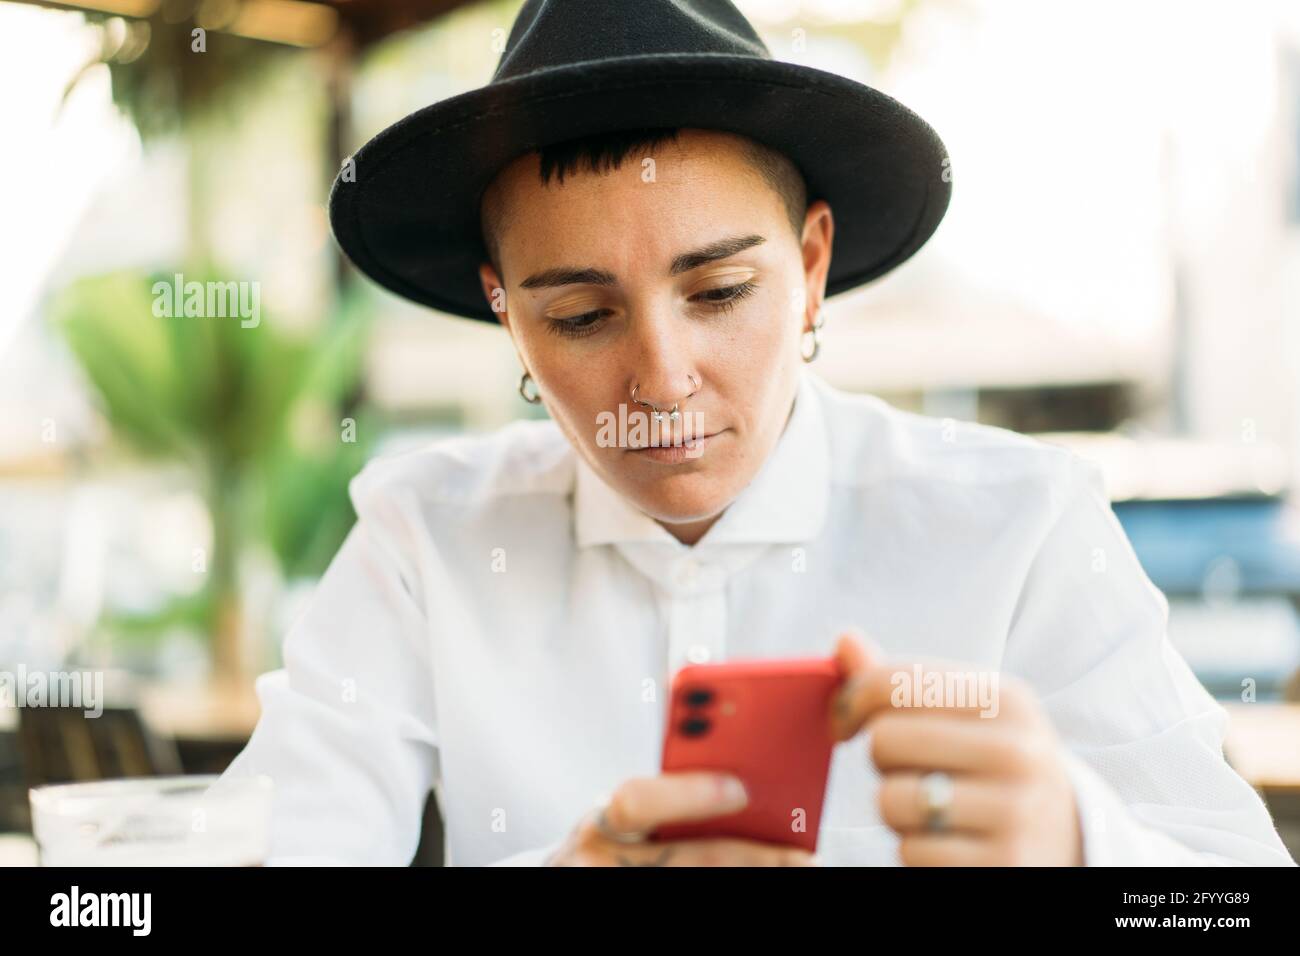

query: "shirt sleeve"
left=217, top=467, right=441, bottom=866
left=1001, top=457, right=1296, bottom=866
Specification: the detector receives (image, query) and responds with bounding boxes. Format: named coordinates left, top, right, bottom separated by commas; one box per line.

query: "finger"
left=600, top=772, right=748, bottom=834
left=878, top=771, right=1023, bottom=835
left=827, top=629, right=884, bottom=740
left=869, top=713, right=1041, bottom=776
left=835, top=658, right=1019, bottom=739
left=898, top=832, right=1001, bottom=867
left=604, top=838, right=817, bottom=867
left=831, top=628, right=882, bottom=679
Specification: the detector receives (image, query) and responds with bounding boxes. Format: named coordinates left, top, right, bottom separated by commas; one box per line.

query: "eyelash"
left=545, top=280, right=759, bottom=339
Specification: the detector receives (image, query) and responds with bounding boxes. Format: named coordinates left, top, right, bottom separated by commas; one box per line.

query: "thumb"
left=829, top=628, right=884, bottom=741
left=831, top=627, right=883, bottom=680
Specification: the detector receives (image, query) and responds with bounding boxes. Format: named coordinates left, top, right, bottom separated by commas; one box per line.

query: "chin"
left=621, top=473, right=731, bottom=525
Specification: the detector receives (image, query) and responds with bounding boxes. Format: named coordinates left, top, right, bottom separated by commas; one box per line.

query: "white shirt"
left=219, top=367, right=1296, bottom=866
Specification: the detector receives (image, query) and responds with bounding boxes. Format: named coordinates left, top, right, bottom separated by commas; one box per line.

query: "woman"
left=219, top=0, right=1294, bottom=866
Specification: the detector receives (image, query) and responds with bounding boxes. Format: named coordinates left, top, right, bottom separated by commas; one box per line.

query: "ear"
left=799, top=199, right=834, bottom=331
left=478, top=262, right=510, bottom=330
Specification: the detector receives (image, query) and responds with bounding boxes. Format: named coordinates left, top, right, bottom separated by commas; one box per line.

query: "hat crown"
left=493, top=0, right=771, bottom=82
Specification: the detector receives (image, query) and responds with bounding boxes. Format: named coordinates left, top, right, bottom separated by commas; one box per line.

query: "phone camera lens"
left=684, top=687, right=714, bottom=707
left=680, top=717, right=711, bottom=737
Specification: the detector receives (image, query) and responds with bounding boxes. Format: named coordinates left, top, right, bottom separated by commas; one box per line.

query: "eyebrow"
left=518, top=234, right=766, bottom=290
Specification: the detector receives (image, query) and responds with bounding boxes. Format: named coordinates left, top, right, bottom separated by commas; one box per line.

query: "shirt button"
left=686, top=644, right=712, bottom=664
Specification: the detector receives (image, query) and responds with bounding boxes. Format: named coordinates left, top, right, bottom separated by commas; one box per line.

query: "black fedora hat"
left=328, top=0, right=951, bottom=323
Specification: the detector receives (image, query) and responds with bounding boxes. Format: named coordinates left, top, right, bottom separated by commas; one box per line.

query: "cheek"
left=543, top=386, right=602, bottom=448
left=731, top=286, right=802, bottom=359
left=528, top=358, right=617, bottom=451
left=517, top=332, right=594, bottom=403
left=710, top=296, right=801, bottom=398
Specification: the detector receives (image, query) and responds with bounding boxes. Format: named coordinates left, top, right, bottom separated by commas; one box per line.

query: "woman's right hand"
left=543, top=771, right=818, bottom=866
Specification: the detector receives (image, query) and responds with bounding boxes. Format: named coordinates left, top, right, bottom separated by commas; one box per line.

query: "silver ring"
left=630, top=375, right=700, bottom=424
left=919, top=771, right=954, bottom=833
left=592, top=795, right=649, bottom=845
left=801, top=312, right=825, bottom=363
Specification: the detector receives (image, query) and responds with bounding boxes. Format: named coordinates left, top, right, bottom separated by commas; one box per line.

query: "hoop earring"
left=801, top=311, right=825, bottom=363
left=518, top=371, right=542, bottom=404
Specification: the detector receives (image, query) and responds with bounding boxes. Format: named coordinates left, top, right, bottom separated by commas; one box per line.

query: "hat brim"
left=328, top=53, right=951, bottom=322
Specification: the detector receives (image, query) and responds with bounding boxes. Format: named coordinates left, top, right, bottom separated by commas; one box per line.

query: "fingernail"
left=716, top=775, right=748, bottom=805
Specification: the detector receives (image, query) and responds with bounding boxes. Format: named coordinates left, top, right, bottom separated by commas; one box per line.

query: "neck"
left=660, top=514, right=721, bottom=547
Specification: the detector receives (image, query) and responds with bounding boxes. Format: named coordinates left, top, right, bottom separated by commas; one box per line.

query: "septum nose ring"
left=631, top=374, right=700, bottom=423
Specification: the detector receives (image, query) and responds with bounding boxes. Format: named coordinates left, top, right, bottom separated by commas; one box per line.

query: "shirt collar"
left=573, top=367, right=831, bottom=551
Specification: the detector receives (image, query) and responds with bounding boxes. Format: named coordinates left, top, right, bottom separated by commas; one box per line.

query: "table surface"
left=139, top=678, right=262, bottom=743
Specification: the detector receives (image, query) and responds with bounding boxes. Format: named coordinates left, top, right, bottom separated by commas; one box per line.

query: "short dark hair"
left=479, top=127, right=809, bottom=277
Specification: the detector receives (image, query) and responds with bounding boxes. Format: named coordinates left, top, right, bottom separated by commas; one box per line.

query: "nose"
left=627, top=308, right=700, bottom=413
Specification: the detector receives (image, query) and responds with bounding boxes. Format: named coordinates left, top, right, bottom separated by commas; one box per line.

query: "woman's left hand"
left=828, top=632, right=1084, bottom=866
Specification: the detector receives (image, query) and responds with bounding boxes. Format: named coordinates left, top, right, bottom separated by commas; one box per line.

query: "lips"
left=626, top=430, right=724, bottom=463
left=631, top=431, right=716, bottom=450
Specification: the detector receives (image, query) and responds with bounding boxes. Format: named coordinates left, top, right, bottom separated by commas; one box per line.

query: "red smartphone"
left=653, top=656, right=845, bottom=852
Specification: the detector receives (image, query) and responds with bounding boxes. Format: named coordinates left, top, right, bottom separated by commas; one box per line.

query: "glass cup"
left=29, top=774, right=273, bottom=866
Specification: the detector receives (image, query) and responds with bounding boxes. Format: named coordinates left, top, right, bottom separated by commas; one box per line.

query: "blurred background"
left=1, top=0, right=1298, bottom=866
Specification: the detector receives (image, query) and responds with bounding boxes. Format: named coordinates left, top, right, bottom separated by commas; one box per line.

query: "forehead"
left=485, top=129, right=787, bottom=274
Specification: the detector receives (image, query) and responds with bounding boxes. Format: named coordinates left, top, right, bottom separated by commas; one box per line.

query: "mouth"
left=627, top=429, right=724, bottom=463
left=631, top=430, right=716, bottom=449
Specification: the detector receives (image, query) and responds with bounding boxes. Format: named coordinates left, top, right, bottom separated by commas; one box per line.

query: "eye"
left=545, top=281, right=758, bottom=340
left=693, top=280, right=758, bottom=313
left=546, top=310, right=607, bottom=339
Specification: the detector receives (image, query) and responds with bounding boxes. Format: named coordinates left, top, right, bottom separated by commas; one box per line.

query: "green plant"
left=47, top=268, right=374, bottom=682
